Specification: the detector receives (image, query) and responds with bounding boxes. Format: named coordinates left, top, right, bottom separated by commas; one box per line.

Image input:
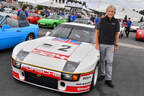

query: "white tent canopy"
left=18, top=0, right=51, bottom=5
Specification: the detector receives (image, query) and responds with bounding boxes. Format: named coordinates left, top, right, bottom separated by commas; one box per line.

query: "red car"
left=136, top=25, right=144, bottom=40
left=13, top=13, right=41, bottom=24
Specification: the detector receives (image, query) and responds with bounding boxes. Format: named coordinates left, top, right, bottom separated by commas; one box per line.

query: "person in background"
left=95, top=5, right=120, bottom=88
left=34, top=8, right=39, bottom=14
left=17, top=5, right=29, bottom=27
left=125, top=18, right=132, bottom=37
left=95, top=14, right=105, bottom=25
left=90, top=15, right=95, bottom=23
left=68, top=13, right=72, bottom=22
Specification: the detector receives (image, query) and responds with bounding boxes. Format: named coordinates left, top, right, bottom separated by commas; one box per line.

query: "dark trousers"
left=125, top=27, right=130, bottom=37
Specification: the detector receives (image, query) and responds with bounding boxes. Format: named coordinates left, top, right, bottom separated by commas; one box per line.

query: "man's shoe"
left=97, top=75, right=105, bottom=81
left=105, top=80, right=114, bottom=88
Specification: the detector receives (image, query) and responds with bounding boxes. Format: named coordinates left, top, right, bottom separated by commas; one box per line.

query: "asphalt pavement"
left=0, top=30, right=144, bottom=96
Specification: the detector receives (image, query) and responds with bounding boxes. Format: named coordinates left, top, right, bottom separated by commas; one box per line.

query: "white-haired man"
left=95, top=5, right=120, bottom=88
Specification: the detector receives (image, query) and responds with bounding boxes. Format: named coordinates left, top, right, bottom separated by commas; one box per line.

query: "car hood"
left=12, top=37, right=99, bottom=73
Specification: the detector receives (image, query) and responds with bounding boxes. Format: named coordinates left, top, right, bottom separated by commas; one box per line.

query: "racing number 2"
left=58, top=45, right=71, bottom=52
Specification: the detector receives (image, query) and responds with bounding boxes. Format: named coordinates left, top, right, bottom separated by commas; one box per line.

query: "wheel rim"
left=93, top=66, right=98, bottom=86
left=26, top=34, right=34, bottom=41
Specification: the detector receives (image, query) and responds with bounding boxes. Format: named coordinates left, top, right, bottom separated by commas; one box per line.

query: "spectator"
left=90, top=15, right=95, bottom=23
left=95, top=14, right=105, bottom=25
left=34, top=8, right=39, bottom=14
left=125, top=18, right=132, bottom=37
left=68, top=13, right=72, bottom=22
left=17, top=5, right=29, bottom=27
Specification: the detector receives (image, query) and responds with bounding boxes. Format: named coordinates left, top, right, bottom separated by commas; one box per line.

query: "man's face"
left=106, top=8, right=115, bottom=19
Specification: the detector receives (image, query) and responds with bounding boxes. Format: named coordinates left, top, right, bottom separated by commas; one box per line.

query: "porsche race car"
left=11, top=23, right=100, bottom=93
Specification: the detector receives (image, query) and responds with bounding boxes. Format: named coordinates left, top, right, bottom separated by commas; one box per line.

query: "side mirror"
left=2, top=24, right=11, bottom=30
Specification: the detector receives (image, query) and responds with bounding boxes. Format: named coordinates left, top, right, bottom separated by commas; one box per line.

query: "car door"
left=0, top=25, right=26, bottom=49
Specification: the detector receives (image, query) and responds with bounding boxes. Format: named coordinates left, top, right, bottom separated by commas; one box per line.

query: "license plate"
left=40, top=23, right=45, bottom=25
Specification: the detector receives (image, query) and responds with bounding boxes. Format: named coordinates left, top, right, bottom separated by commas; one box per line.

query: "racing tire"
left=53, top=23, right=56, bottom=29
left=90, top=65, right=99, bottom=90
left=135, top=38, right=138, bottom=41
left=25, top=33, right=35, bottom=41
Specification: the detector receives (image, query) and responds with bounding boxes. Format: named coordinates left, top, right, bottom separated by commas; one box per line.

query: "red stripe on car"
left=31, top=48, right=70, bottom=60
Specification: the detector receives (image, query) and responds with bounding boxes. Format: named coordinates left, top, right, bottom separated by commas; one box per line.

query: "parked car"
left=38, top=15, right=67, bottom=28
left=11, top=22, right=100, bottom=93
left=136, top=25, right=144, bottom=40
left=74, top=18, right=94, bottom=25
left=0, top=15, right=39, bottom=50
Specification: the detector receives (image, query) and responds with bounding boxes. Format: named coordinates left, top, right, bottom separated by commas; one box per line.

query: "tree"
left=140, top=16, right=143, bottom=22
left=139, top=10, right=144, bottom=15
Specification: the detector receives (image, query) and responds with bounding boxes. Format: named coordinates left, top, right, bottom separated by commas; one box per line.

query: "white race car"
left=11, top=23, right=100, bottom=93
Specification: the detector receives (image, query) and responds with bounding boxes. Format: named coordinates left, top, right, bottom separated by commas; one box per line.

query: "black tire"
left=25, top=33, right=35, bottom=41
left=90, top=65, right=99, bottom=90
left=53, top=23, right=56, bottom=29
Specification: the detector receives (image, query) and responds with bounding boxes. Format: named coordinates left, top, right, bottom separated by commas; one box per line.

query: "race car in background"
left=11, top=23, right=100, bottom=93
left=136, top=25, right=144, bottom=40
left=38, top=15, right=68, bottom=29
left=0, top=15, right=39, bottom=50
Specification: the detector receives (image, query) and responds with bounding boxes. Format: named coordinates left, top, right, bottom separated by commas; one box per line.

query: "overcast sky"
left=86, top=0, right=144, bottom=11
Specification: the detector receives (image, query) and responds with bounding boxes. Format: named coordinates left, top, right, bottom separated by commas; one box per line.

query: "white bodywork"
left=11, top=23, right=100, bottom=93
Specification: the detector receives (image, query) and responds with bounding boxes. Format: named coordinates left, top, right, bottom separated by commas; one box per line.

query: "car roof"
left=63, top=22, right=95, bottom=29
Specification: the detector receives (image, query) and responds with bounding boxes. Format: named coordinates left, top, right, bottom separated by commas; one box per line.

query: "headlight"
left=61, top=73, right=80, bottom=81
left=16, top=50, right=29, bottom=61
left=12, top=59, right=21, bottom=69
left=139, top=32, right=142, bottom=34
left=63, top=61, right=79, bottom=72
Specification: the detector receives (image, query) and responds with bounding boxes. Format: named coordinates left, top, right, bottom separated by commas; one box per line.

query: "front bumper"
left=12, top=63, right=94, bottom=93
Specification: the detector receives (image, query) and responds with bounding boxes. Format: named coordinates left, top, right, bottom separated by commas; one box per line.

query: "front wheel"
left=25, top=33, right=35, bottom=41
left=90, top=66, right=99, bottom=90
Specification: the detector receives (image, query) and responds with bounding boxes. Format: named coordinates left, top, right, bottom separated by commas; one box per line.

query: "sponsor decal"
left=53, top=37, right=81, bottom=45
left=66, top=85, right=91, bottom=92
left=77, top=86, right=90, bottom=91
left=76, top=82, right=91, bottom=86
left=31, top=48, right=70, bottom=60
left=22, top=65, right=61, bottom=80
left=80, top=72, right=93, bottom=77
left=13, top=71, right=20, bottom=79
left=83, top=76, right=92, bottom=80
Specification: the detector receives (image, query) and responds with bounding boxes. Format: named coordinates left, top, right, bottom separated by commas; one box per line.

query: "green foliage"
left=139, top=10, right=144, bottom=15
left=36, top=5, right=46, bottom=10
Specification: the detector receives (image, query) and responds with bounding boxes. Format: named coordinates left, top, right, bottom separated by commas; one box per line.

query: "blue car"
left=0, top=15, right=39, bottom=50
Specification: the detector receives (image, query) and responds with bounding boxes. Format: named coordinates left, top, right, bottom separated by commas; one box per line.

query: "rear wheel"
left=25, top=33, right=35, bottom=41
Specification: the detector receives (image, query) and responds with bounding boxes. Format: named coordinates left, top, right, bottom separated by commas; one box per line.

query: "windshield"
left=47, top=15, right=60, bottom=19
left=50, top=24, right=96, bottom=43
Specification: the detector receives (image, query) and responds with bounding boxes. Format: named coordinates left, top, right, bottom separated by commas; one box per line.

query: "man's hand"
left=114, top=45, right=118, bottom=53
left=95, top=44, right=100, bottom=50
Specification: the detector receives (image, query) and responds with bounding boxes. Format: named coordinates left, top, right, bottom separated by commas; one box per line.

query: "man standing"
left=125, top=18, right=132, bottom=37
left=17, top=5, right=29, bottom=27
left=95, top=5, right=120, bottom=88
